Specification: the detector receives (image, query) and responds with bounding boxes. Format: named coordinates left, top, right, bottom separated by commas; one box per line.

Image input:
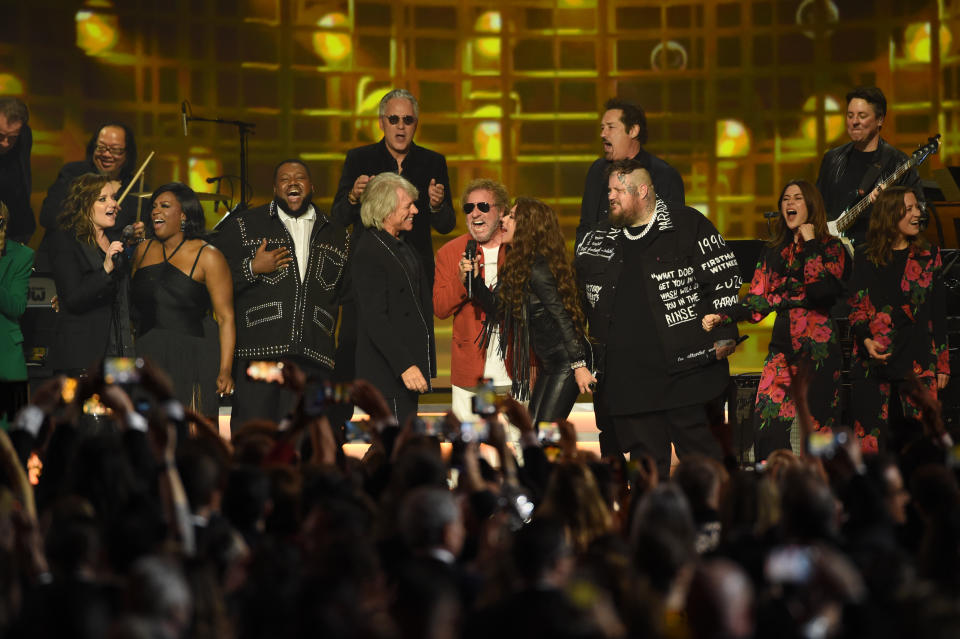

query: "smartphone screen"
left=245, top=361, right=284, bottom=384
left=104, top=357, right=143, bottom=385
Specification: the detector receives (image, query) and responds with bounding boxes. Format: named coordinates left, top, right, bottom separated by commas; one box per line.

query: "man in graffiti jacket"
left=575, top=159, right=741, bottom=477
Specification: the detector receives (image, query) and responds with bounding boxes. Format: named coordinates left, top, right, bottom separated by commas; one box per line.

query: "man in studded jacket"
left=575, top=159, right=740, bottom=478
left=215, top=159, right=351, bottom=428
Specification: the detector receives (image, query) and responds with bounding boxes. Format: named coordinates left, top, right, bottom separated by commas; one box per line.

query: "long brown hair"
left=767, top=180, right=829, bottom=247
left=864, top=187, right=927, bottom=266
left=497, top=197, right=586, bottom=335
left=58, top=173, right=112, bottom=246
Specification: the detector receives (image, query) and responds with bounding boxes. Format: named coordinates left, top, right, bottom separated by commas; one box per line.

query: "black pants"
left=611, top=403, right=723, bottom=479
left=231, top=357, right=329, bottom=429
left=387, top=389, right=420, bottom=426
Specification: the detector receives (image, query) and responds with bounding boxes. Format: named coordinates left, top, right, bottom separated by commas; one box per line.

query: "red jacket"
left=433, top=234, right=506, bottom=388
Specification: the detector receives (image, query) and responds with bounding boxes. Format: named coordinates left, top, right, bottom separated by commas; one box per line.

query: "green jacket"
left=0, top=241, right=34, bottom=381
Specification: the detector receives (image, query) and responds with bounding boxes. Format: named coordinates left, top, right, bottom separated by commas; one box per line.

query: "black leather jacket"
left=475, top=256, right=586, bottom=373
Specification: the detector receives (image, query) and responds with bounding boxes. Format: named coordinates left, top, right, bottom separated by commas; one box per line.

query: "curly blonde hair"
left=497, top=197, right=586, bottom=335
left=58, top=173, right=113, bottom=245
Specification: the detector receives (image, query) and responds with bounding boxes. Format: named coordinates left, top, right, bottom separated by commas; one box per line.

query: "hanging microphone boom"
left=181, top=102, right=189, bottom=137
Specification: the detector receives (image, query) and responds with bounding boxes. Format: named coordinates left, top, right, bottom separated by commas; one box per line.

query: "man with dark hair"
left=214, top=159, right=351, bottom=427
left=0, top=96, right=34, bottom=243
left=577, top=97, right=685, bottom=245
left=576, top=159, right=739, bottom=478
left=816, top=86, right=922, bottom=247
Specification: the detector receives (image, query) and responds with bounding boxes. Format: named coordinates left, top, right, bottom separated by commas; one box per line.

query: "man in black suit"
left=351, top=172, right=435, bottom=424
left=331, top=88, right=455, bottom=280
left=214, top=159, right=351, bottom=428
left=0, top=97, right=35, bottom=244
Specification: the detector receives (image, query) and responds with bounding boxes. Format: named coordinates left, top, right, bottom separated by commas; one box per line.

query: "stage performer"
left=352, top=173, right=435, bottom=424
left=702, top=180, right=849, bottom=459
left=48, top=174, right=134, bottom=374
left=40, top=122, right=147, bottom=245
left=816, top=86, right=922, bottom=247
left=576, top=159, right=739, bottom=478
left=847, top=187, right=949, bottom=451
left=214, top=160, right=350, bottom=427
left=131, top=183, right=235, bottom=416
left=577, top=97, right=685, bottom=245
left=466, top=197, right=596, bottom=426
left=0, top=97, right=35, bottom=244
left=434, top=178, right=512, bottom=421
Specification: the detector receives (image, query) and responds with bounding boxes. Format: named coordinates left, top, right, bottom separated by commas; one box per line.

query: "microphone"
left=181, top=102, right=189, bottom=137
left=763, top=211, right=779, bottom=219
left=465, top=239, right=477, bottom=298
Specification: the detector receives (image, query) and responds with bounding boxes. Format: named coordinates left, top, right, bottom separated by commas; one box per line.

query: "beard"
left=274, top=193, right=313, bottom=217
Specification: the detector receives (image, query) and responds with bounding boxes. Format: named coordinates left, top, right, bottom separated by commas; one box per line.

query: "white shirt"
left=277, top=205, right=316, bottom=282
left=480, top=245, right=512, bottom=386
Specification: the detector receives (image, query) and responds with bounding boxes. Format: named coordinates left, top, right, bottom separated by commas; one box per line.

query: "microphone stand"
left=185, top=111, right=255, bottom=211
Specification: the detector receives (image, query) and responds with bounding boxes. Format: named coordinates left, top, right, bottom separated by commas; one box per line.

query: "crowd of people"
left=0, top=82, right=957, bottom=636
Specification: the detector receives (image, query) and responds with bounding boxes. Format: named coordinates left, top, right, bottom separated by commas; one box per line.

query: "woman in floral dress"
left=847, top=186, right=949, bottom=452
left=703, top=180, right=849, bottom=460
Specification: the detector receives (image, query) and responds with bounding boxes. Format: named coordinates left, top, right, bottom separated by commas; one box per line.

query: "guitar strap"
left=856, top=161, right=883, bottom=197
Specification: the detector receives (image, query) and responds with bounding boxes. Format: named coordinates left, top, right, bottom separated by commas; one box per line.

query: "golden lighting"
left=716, top=119, right=750, bottom=158
left=358, top=84, right=391, bottom=141
left=75, top=8, right=119, bottom=57
left=313, top=12, right=351, bottom=65
left=558, top=0, right=597, bottom=7
left=801, top=95, right=844, bottom=141
left=903, top=22, right=952, bottom=63
left=474, top=11, right=501, bottom=60
left=472, top=104, right=502, bottom=160
left=0, top=73, right=24, bottom=95
left=188, top=156, right=225, bottom=229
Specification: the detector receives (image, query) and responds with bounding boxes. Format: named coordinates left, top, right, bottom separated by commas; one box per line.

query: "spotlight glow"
left=75, top=9, right=119, bottom=56
left=801, top=95, right=844, bottom=141
left=313, top=12, right=351, bottom=64
left=474, top=11, right=501, bottom=60
left=716, top=119, right=750, bottom=158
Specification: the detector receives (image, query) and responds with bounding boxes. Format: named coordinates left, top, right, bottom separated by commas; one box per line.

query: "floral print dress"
left=847, top=242, right=949, bottom=452
left=718, top=236, right=848, bottom=459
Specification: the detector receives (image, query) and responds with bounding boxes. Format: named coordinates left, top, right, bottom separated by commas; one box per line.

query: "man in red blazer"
left=433, top=179, right=512, bottom=420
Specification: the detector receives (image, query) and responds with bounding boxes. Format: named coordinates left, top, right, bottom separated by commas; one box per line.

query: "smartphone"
left=103, top=357, right=143, bottom=385
left=61, top=377, right=79, bottom=404
left=344, top=420, right=370, bottom=443
left=766, top=546, right=813, bottom=585
left=538, top=421, right=560, bottom=443
left=460, top=421, right=488, bottom=443
left=807, top=431, right=837, bottom=458
left=246, top=361, right=284, bottom=384
left=471, top=378, right=497, bottom=417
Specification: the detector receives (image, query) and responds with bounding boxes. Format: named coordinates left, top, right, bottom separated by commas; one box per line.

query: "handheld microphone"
left=113, top=224, right=136, bottom=265
left=181, top=102, right=189, bottom=137
left=465, top=239, right=478, bottom=298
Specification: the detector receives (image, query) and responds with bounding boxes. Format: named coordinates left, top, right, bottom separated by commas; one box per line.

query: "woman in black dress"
left=50, top=173, right=134, bottom=374
left=466, top=197, right=596, bottom=425
left=131, top=183, right=235, bottom=414
left=847, top=186, right=949, bottom=451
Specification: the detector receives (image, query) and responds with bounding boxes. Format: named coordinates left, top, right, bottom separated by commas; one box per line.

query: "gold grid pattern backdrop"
left=2, top=0, right=954, bottom=384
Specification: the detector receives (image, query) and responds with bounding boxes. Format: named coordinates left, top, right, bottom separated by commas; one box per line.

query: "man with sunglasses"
left=332, top=89, right=455, bottom=283
left=434, top=179, right=512, bottom=421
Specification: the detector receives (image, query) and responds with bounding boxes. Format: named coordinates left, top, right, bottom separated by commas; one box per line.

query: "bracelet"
left=569, top=360, right=587, bottom=371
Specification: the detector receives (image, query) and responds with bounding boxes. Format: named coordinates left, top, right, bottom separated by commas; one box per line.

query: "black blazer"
left=331, top=139, right=456, bottom=280
left=48, top=230, right=132, bottom=373
left=351, top=228, right=435, bottom=398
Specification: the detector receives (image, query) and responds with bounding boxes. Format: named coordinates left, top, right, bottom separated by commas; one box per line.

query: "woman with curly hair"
left=130, top=183, right=235, bottom=414
left=49, top=173, right=134, bottom=374
left=847, top=186, right=949, bottom=451
left=465, top=197, right=595, bottom=425
left=702, top=180, right=849, bottom=460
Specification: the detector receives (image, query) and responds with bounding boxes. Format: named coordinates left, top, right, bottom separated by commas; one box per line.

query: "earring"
left=180, top=218, right=186, bottom=231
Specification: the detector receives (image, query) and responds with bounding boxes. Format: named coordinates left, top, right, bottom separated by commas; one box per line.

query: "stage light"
left=716, top=119, right=750, bottom=158
left=796, top=0, right=839, bottom=39
left=357, top=84, right=391, bottom=141
left=558, top=0, right=597, bottom=7
left=75, top=4, right=119, bottom=57
left=189, top=156, right=226, bottom=229
left=801, top=95, right=844, bottom=141
left=650, top=41, right=688, bottom=72
left=903, top=22, right=952, bottom=63
left=474, top=11, right=501, bottom=60
left=473, top=121, right=502, bottom=160
left=0, top=73, right=24, bottom=95
left=313, top=12, right=351, bottom=65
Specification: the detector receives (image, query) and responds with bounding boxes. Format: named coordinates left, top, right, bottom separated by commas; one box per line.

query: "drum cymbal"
left=128, top=191, right=229, bottom=202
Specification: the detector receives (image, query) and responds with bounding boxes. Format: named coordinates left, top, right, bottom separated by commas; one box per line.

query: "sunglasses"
left=385, top=115, right=417, bottom=126
left=462, top=202, right=492, bottom=214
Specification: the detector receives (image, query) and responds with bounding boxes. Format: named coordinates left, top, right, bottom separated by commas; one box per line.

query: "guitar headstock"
left=912, top=133, right=941, bottom=165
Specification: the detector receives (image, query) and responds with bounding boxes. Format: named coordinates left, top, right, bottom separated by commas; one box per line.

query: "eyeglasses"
left=462, top=202, right=492, bottom=214
left=95, top=144, right=126, bottom=156
left=385, top=115, right=417, bottom=126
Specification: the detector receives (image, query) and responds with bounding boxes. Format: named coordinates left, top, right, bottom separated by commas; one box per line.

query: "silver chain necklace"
left=622, top=197, right=667, bottom=241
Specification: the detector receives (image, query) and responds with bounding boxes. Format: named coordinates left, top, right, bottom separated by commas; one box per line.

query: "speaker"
left=21, top=275, right=57, bottom=379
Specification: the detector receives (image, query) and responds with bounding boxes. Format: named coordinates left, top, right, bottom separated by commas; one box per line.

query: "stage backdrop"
left=3, top=0, right=957, bottom=382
